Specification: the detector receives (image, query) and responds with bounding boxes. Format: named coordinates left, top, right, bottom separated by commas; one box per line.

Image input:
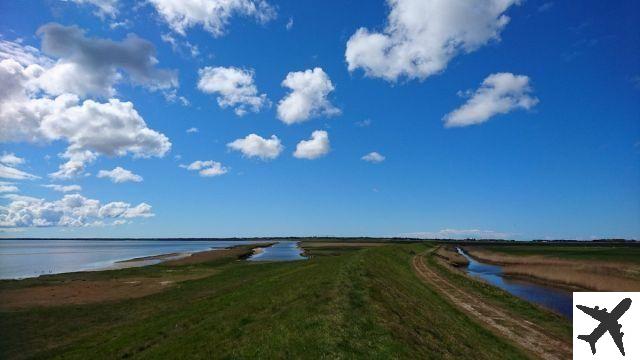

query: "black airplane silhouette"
left=576, top=298, right=632, bottom=356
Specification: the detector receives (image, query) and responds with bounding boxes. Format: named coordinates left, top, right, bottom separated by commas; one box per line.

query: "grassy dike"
left=1, top=243, right=534, bottom=359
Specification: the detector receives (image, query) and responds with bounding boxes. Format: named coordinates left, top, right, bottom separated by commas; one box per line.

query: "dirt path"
left=412, top=251, right=571, bottom=360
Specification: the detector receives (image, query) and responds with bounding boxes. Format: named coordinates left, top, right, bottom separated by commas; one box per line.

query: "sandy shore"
left=0, top=244, right=271, bottom=309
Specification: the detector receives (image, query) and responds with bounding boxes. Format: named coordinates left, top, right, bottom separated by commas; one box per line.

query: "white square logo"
left=574, top=292, right=640, bottom=359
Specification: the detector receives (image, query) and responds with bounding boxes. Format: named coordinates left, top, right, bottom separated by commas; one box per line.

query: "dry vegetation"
left=464, top=247, right=640, bottom=291
left=434, top=246, right=469, bottom=267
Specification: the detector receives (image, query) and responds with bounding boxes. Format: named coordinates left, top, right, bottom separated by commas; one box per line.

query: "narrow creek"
left=247, top=241, right=307, bottom=262
left=456, top=248, right=573, bottom=319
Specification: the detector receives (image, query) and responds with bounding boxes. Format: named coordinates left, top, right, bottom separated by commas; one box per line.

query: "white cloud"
left=181, top=160, right=228, bottom=177
left=293, top=130, right=330, bottom=159
left=0, top=181, right=19, bottom=193
left=0, top=57, right=171, bottom=179
left=163, top=89, right=190, bottom=106
left=149, top=0, right=276, bottom=37
left=0, top=193, right=153, bottom=227
left=42, top=184, right=82, bottom=193
left=345, top=0, right=520, bottom=82
left=34, top=23, right=177, bottom=97
left=286, top=17, right=294, bottom=30
left=400, top=228, right=510, bottom=239
left=361, top=152, right=385, bottom=163
left=186, top=127, right=198, bottom=133
left=355, top=119, right=372, bottom=127
left=161, top=33, right=199, bottom=58
left=0, top=152, right=25, bottom=166
left=227, top=134, right=283, bottom=160
left=197, top=66, right=269, bottom=116
left=66, top=0, right=119, bottom=18
left=0, top=164, right=40, bottom=180
left=97, top=166, right=143, bottom=183
left=443, top=72, right=538, bottom=128
left=277, top=67, right=340, bottom=124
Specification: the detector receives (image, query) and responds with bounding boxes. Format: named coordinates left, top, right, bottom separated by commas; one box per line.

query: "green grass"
left=1, top=244, right=531, bottom=359
left=473, top=244, right=640, bottom=264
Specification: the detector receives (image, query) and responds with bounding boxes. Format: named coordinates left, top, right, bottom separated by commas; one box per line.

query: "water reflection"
left=457, top=248, right=573, bottom=318
left=247, top=241, right=307, bottom=262
left=0, top=239, right=259, bottom=279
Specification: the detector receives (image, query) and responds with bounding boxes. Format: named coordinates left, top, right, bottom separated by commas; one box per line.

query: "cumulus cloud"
left=0, top=56, right=171, bottom=179
left=227, top=134, right=283, bottom=160
left=149, top=0, right=276, bottom=37
left=34, top=23, right=177, bottom=97
left=443, top=72, right=538, bottom=128
left=97, top=166, right=143, bottom=183
left=181, top=160, right=228, bottom=177
left=66, top=0, right=119, bottom=18
left=400, top=228, right=510, bottom=239
left=42, top=184, right=82, bottom=193
left=0, top=181, right=19, bottom=193
left=0, top=152, right=25, bottom=166
left=197, top=66, right=269, bottom=116
left=293, top=130, right=330, bottom=159
left=186, top=127, right=198, bottom=133
left=0, top=193, right=153, bottom=228
left=361, top=152, right=385, bottom=163
left=345, top=0, right=520, bottom=82
left=277, top=68, right=340, bottom=124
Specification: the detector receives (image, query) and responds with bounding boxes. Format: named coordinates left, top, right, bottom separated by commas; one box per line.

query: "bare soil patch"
left=0, top=270, right=215, bottom=309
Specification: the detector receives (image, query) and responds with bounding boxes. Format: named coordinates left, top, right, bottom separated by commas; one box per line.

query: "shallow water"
left=0, top=239, right=259, bottom=279
left=457, top=248, right=573, bottom=318
left=247, top=241, right=306, bottom=262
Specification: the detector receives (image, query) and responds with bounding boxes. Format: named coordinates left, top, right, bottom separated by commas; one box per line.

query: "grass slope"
left=2, top=244, right=528, bottom=359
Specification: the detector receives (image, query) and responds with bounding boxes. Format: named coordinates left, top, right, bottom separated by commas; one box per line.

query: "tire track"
left=412, top=251, right=571, bottom=360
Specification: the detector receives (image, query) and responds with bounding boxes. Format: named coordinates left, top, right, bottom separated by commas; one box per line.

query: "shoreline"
left=1, top=244, right=273, bottom=281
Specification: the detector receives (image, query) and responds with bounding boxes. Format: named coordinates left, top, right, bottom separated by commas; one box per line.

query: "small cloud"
left=286, top=17, right=294, bottom=30
left=180, top=160, right=228, bottom=177
left=537, top=2, right=554, bottom=12
left=355, top=119, right=372, bottom=127
left=293, top=130, right=330, bottom=160
left=227, top=134, right=283, bottom=160
left=43, top=184, right=82, bottom=193
left=277, top=68, right=340, bottom=124
left=164, top=89, right=190, bottom=106
left=444, top=73, right=538, bottom=128
left=97, top=167, right=143, bottom=183
left=186, top=127, right=199, bottom=134
left=109, top=20, right=131, bottom=30
left=361, top=152, right=385, bottom=163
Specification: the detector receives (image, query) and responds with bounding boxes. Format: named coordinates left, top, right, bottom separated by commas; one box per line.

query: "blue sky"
left=0, top=0, right=638, bottom=239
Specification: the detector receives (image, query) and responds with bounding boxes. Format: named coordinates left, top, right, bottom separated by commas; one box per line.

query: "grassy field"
left=0, top=242, right=539, bottom=359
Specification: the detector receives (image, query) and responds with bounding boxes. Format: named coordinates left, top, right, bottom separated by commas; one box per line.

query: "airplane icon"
left=576, top=298, right=632, bottom=356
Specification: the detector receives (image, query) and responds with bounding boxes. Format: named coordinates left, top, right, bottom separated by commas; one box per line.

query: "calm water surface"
left=247, top=241, right=306, bottom=262
left=0, top=239, right=260, bottom=279
left=457, top=248, right=573, bottom=318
